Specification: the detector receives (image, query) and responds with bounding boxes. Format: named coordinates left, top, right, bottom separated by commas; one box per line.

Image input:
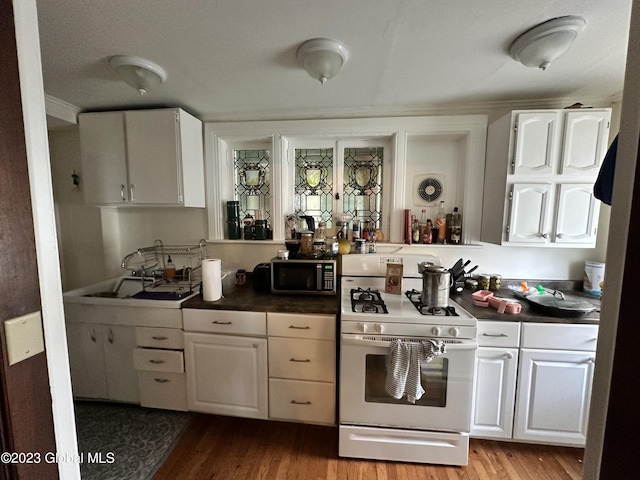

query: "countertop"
left=182, top=279, right=600, bottom=324
left=452, top=280, right=601, bottom=325
left=182, top=284, right=340, bottom=315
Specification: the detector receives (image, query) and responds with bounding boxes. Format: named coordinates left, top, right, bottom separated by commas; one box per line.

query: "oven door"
left=340, top=333, right=476, bottom=432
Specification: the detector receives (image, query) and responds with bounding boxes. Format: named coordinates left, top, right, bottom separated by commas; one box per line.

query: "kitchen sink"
left=64, top=276, right=198, bottom=307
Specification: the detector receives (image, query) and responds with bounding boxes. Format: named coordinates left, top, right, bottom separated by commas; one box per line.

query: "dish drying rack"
left=121, top=239, right=208, bottom=291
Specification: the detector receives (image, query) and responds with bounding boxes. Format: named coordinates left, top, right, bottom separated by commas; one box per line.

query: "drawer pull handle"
left=108, top=328, right=114, bottom=344
left=212, top=321, right=232, bottom=325
left=151, top=336, right=169, bottom=340
left=290, top=400, right=311, bottom=405
left=289, top=325, right=311, bottom=330
left=154, top=378, right=170, bottom=383
left=90, top=328, right=97, bottom=343
left=290, top=358, right=311, bottom=363
left=149, top=359, right=166, bottom=364
left=483, top=333, right=508, bottom=337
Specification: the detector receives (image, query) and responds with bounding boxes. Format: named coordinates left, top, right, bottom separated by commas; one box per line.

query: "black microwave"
left=270, top=258, right=337, bottom=295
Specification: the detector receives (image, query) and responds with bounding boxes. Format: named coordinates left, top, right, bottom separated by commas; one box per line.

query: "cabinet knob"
left=504, top=352, right=514, bottom=359
left=557, top=233, right=563, bottom=239
left=431, top=326, right=442, bottom=336
left=541, top=233, right=549, bottom=239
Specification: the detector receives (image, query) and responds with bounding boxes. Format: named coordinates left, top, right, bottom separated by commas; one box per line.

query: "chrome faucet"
left=121, top=251, right=144, bottom=273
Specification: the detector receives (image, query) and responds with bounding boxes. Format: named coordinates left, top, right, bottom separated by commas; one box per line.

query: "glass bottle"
left=423, top=219, right=433, bottom=244
left=419, top=209, right=427, bottom=243
left=352, top=209, right=361, bottom=240
left=435, top=201, right=447, bottom=244
left=450, top=207, right=462, bottom=244
left=412, top=217, right=420, bottom=243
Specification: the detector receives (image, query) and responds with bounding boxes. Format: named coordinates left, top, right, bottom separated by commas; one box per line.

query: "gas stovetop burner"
left=405, top=289, right=459, bottom=316
left=351, top=288, right=388, bottom=314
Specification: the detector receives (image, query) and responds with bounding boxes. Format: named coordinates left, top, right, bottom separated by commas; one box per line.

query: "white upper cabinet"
left=482, top=108, right=611, bottom=248
left=79, top=108, right=205, bottom=207
left=561, top=110, right=611, bottom=174
left=512, top=111, right=561, bottom=175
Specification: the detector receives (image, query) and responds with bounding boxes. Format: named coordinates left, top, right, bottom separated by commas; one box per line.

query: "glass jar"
left=490, top=274, right=502, bottom=291
left=477, top=273, right=490, bottom=291
left=300, top=232, right=313, bottom=255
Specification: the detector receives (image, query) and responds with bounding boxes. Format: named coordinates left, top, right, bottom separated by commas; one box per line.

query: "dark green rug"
left=74, top=401, right=194, bottom=480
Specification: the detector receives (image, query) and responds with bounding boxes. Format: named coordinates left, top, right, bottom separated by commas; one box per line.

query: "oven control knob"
left=375, top=324, right=385, bottom=334
left=449, top=327, right=460, bottom=337
left=360, top=323, right=368, bottom=333
left=431, top=326, right=442, bottom=336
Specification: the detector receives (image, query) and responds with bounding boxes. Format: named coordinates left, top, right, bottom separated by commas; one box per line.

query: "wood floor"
left=153, top=414, right=584, bottom=480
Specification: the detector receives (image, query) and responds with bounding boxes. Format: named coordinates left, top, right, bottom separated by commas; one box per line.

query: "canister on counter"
left=465, top=278, right=478, bottom=291
left=477, top=273, right=490, bottom=291
left=355, top=238, right=367, bottom=254
left=489, top=273, right=502, bottom=291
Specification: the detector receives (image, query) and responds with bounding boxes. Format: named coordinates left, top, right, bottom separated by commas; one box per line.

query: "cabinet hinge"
left=509, top=191, right=513, bottom=201
left=514, top=121, right=518, bottom=132
left=506, top=225, right=510, bottom=233
left=175, top=111, right=179, bottom=122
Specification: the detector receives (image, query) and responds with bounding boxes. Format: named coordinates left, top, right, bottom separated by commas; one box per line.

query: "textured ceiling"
left=36, top=0, right=632, bottom=122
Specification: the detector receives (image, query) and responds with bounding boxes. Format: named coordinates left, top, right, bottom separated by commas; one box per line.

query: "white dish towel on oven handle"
left=385, top=338, right=446, bottom=404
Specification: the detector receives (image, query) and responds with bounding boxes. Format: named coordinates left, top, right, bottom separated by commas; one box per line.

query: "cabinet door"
left=66, top=323, right=108, bottom=399
left=561, top=110, right=611, bottom=174
left=470, top=347, right=518, bottom=439
left=506, top=183, right=552, bottom=243
left=554, top=183, right=600, bottom=244
left=512, top=112, right=560, bottom=175
left=79, top=112, right=128, bottom=204
left=184, top=333, right=268, bottom=419
left=125, top=109, right=182, bottom=204
left=103, top=325, right=140, bottom=403
left=514, top=348, right=595, bottom=446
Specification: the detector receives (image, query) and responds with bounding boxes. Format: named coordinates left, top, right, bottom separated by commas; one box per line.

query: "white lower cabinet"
left=183, top=309, right=268, bottom=419
left=66, top=323, right=139, bottom=403
left=471, top=321, right=520, bottom=439
left=133, top=327, right=187, bottom=411
left=514, top=323, right=597, bottom=446
left=267, top=313, right=336, bottom=425
left=472, top=321, right=598, bottom=446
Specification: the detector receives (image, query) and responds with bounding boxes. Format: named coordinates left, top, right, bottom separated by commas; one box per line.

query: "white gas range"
left=338, top=253, right=478, bottom=466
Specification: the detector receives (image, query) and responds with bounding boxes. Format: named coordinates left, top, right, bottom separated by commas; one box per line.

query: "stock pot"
left=417, top=262, right=452, bottom=308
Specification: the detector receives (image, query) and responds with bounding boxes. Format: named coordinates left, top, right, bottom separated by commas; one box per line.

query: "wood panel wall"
left=0, top=0, right=58, bottom=478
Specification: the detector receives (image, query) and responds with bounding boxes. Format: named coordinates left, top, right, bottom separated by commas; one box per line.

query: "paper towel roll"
left=202, top=258, right=222, bottom=301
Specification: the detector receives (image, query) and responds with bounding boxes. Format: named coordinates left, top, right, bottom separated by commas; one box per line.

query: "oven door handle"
left=341, top=335, right=477, bottom=350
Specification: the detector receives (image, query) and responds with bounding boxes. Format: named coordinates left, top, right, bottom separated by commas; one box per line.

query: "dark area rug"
left=74, top=401, right=194, bottom=480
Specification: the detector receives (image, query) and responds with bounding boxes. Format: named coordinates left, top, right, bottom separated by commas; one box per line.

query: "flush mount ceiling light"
left=509, top=16, right=586, bottom=70
left=296, top=38, right=349, bottom=84
left=109, top=55, right=167, bottom=95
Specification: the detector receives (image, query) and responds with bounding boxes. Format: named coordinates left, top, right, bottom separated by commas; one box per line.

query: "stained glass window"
left=295, top=148, right=334, bottom=228
left=343, top=147, right=383, bottom=228
left=234, top=149, right=271, bottom=222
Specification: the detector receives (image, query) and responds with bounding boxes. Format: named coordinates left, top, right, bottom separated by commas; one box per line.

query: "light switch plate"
left=4, top=311, right=44, bottom=366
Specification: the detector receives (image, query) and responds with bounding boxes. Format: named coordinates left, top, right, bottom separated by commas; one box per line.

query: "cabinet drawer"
left=521, top=323, right=598, bottom=351
left=133, top=348, right=184, bottom=373
left=183, top=309, right=266, bottom=336
left=137, top=371, right=187, bottom=411
left=477, top=321, right=521, bottom=347
left=136, top=327, right=184, bottom=349
left=267, top=313, right=335, bottom=340
left=268, top=337, right=335, bottom=382
left=269, top=378, right=335, bottom=425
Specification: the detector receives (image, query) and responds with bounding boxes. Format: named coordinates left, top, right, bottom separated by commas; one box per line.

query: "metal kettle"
left=418, top=263, right=452, bottom=308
